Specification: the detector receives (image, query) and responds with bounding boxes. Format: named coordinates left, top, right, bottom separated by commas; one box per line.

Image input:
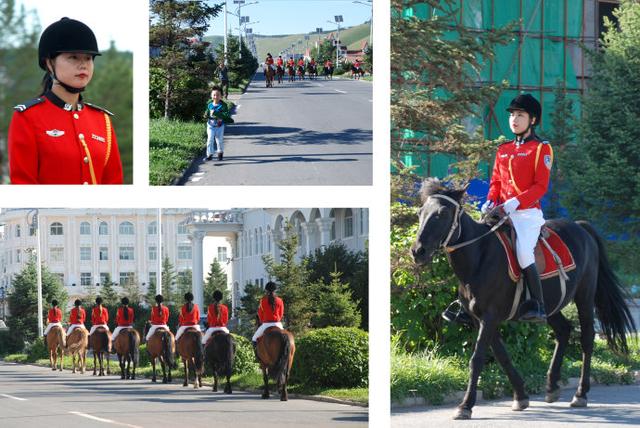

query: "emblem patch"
left=92, top=134, right=106, bottom=143
left=544, top=154, right=552, bottom=170
left=45, top=129, right=65, bottom=137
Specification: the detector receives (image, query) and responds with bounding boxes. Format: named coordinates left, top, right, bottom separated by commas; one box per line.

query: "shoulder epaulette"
left=85, top=102, right=114, bottom=116
left=542, top=140, right=550, bottom=145
left=13, top=97, right=45, bottom=112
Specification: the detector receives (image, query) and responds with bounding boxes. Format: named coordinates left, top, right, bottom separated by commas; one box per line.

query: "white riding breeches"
left=509, top=208, right=545, bottom=268
left=111, top=326, right=132, bottom=342
left=202, top=327, right=230, bottom=344
left=175, top=325, right=202, bottom=342
left=89, top=324, right=110, bottom=336
left=44, top=322, right=62, bottom=335
left=252, top=322, right=283, bottom=342
left=145, top=324, right=169, bottom=342
left=67, top=324, right=86, bottom=335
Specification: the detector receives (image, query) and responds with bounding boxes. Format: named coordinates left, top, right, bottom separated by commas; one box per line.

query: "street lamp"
left=328, top=15, right=343, bottom=65
left=231, top=0, right=258, bottom=59
left=27, top=209, right=43, bottom=337
left=353, top=0, right=373, bottom=49
left=316, top=27, right=323, bottom=57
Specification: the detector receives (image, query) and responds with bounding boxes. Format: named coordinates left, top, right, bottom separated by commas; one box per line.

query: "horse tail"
left=220, top=334, right=235, bottom=377
left=193, top=332, right=205, bottom=375
left=99, top=328, right=109, bottom=353
left=578, top=221, right=636, bottom=353
left=272, top=332, right=291, bottom=387
left=161, top=330, right=175, bottom=369
left=57, top=325, right=66, bottom=349
left=129, top=330, right=139, bottom=365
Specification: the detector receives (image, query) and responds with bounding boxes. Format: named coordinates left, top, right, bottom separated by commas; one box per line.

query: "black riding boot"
left=519, top=263, right=547, bottom=322
left=441, top=300, right=473, bottom=326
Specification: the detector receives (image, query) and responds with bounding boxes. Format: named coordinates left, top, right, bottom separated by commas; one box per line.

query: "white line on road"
left=1, top=393, right=27, bottom=401
left=334, top=89, right=347, bottom=94
left=69, top=411, right=143, bottom=428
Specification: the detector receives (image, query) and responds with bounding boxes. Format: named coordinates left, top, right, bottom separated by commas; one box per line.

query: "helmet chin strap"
left=515, top=119, right=535, bottom=141
left=50, top=67, right=85, bottom=94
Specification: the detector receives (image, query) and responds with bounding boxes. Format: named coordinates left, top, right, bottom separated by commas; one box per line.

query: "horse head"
left=411, top=178, right=467, bottom=265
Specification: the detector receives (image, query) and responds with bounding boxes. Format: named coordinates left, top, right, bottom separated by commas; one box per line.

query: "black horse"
left=204, top=332, right=236, bottom=393
left=411, top=178, right=636, bottom=420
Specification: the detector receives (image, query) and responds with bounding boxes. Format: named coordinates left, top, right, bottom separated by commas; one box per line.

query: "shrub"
left=232, top=334, right=258, bottom=376
left=0, top=331, right=24, bottom=356
left=25, top=337, right=48, bottom=362
left=292, top=327, right=368, bottom=388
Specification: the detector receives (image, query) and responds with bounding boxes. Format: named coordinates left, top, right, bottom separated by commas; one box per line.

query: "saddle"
left=257, top=326, right=283, bottom=343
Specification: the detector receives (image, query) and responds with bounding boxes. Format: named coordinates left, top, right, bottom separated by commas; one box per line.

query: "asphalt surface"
left=0, top=361, right=368, bottom=428
left=391, top=383, right=640, bottom=427
left=182, top=68, right=372, bottom=185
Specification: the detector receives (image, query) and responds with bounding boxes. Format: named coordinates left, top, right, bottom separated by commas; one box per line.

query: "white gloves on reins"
left=503, top=197, right=520, bottom=215
left=480, top=200, right=495, bottom=214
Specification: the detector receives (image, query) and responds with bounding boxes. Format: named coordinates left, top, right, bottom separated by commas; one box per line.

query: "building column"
left=300, top=222, right=311, bottom=256
left=189, top=229, right=206, bottom=316
left=316, top=218, right=332, bottom=247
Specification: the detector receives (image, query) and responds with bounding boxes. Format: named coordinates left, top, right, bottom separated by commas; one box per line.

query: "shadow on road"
left=225, top=125, right=370, bottom=147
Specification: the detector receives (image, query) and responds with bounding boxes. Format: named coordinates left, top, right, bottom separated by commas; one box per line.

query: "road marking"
left=334, top=89, right=347, bottom=94
left=0, top=393, right=26, bottom=401
left=69, top=411, right=143, bottom=428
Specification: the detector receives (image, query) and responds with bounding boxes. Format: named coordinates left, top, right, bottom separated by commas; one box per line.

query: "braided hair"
left=121, top=297, right=130, bottom=322
left=213, top=290, right=223, bottom=322
left=265, top=281, right=277, bottom=312
left=185, top=292, right=194, bottom=313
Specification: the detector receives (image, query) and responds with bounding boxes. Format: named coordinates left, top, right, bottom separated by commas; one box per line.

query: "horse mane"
left=419, top=178, right=467, bottom=204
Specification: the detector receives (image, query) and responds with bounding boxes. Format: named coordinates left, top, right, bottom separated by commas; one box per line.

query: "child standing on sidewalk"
left=204, top=86, right=234, bottom=161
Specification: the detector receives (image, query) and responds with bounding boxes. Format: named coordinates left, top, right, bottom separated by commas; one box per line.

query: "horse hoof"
left=261, top=393, right=269, bottom=399
left=512, top=398, right=529, bottom=411
left=452, top=408, right=472, bottom=420
left=152, top=378, right=157, bottom=383
left=280, top=396, right=287, bottom=401
left=121, top=375, right=125, bottom=380
left=183, top=382, right=188, bottom=387
left=570, top=396, right=587, bottom=408
left=545, top=389, right=561, bottom=403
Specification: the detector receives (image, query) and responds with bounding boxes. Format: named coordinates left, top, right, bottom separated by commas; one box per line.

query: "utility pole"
left=223, top=1, right=228, bottom=62
left=328, top=15, right=343, bottom=65
left=28, top=210, right=43, bottom=337
left=316, top=27, right=322, bottom=58
left=157, top=208, right=162, bottom=295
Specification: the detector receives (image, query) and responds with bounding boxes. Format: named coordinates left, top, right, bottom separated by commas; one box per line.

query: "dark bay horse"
left=46, top=325, right=66, bottom=371
left=276, top=65, right=284, bottom=84
left=144, top=323, right=175, bottom=383
left=257, top=327, right=295, bottom=401
left=65, top=327, right=88, bottom=374
left=307, top=63, right=317, bottom=80
left=264, top=65, right=274, bottom=88
left=287, top=65, right=295, bottom=82
left=204, top=332, right=236, bottom=393
left=296, top=65, right=305, bottom=81
left=176, top=328, right=205, bottom=389
left=89, top=327, right=111, bottom=376
left=323, top=66, right=334, bottom=80
left=114, top=328, right=140, bottom=380
left=411, top=178, right=636, bottom=419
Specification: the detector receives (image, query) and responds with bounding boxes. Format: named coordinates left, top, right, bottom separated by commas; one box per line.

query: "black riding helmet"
left=121, top=297, right=130, bottom=305
left=265, top=281, right=276, bottom=292
left=213, top=290, right=223, bottom=301
left=38, top=18, right=101, bottom=70
left=184, top=292, right=194, bottom=302
left=506, top=94, right=542, bottom=127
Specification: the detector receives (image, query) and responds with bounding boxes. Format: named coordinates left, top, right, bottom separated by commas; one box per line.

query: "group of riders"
left=262, top=53, right=365, bottom=86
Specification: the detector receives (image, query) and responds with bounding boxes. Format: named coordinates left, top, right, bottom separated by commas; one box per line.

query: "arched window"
left=259, top=227, right=263, bottom=253
left=119, top=221, right=134, bottom=235
left=254, top=228, right=259, bottom=254
left=80, top=222, right=91, bottom=235
left=344, top=208, right=353, bottom=238
left=267, top=226, right=272, bottom=252
left=147, top=221, right=157, bottom=235
left=329, top=209, right=336, bottom=241
left=50, top=222, right=63, bottom=236
left=99, top=221, right=108, bottom=235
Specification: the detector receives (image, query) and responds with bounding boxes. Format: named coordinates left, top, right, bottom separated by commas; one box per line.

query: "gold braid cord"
left=104, top=113, right=112, bottom=167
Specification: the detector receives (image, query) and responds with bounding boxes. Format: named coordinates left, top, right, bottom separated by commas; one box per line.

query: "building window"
left=119, top=221, right=134, bottom=235
left=177, top=223, right=187, bottom=235
left=119, top=246, right=134, bottom=261
left=80, top=273, right=92, bottom=286
left=148, top=246, right=157, bottom=261
left=119, top=272, right=135, bottom=286
left=330, top=209, right=336, bottom=241
left=217, top=247, right=227, bottom=262
left=178, top=245, right=192, bottom=260
left=50, top=247, right=64, bottom=263
left=29, top=224, right=36, bottom=236
left=99, top=247, right=109, bottom=261
left=148, top=221, right=157, bottom=235
left=80, top=247, right=91, bottom=261
left=149, top=272, right=157, bottom=286
left=15, top=225, right=20, bottom=238
left=80, top=222, right=91, bottom=235
left=100, top=272, right=109, bottom=284
left=50, top=222, right=63, bottom=236
left=55, top=273, right=64, bottom=285
left=99, top=221, right=108, bottom=235
left=16, top=250, right=21, bottom=263
left=259, top=228, right=263, bottom=254
left=267, top=227, right=271, bottom=252
left=344, top=208, right=353, bottom=238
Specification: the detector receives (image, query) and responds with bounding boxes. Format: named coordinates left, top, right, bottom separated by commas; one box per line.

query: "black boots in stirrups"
left=442, top=300, right=473, bottom=326
left=519, top=263, right=547, bottom=322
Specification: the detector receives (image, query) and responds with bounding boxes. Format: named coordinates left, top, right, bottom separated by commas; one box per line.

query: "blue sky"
left=206, top=0, right=372, bottom=36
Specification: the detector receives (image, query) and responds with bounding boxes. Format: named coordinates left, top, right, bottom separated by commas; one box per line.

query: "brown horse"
left=46, top=325, right=66, bottom=371
left=114, top=328, right=140, bottom=380
left=264, top=64, right=274, bottom=88
left=287, top=65, right=295, bottom=82
left=144, top=323, right=176, bottom=383
left=204, top=332, right=235, bottom=393
left=256, top=327, right=295, bottom=401
left=89, top=327, right=111, bottom=376
left=276, top=65, right=284, bottom=84
left=65, top=327, right=88, bottom=374
left=176, top=328, right=205, bottom=389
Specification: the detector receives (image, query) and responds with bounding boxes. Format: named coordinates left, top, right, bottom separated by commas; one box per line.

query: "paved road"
left=182, top=68, right=372, bottom=185
left=0, top=361, right=367, bottom=428
left=391, top=383, right=640, bottom=427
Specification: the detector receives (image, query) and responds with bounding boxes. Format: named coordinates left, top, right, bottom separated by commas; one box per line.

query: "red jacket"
left=91, top=306, right=109, bottom=325
left=150, top=305, right=169, bottom=325
left=48, top=307, right=62, bottom=323
left=69, top=307, right=86, bottom=325
left=486, top=136, right=553, bottom=210
left=276, top=58, right=283, bottom=66
left=8, top=91, right=123, bottom=184
left=178, top=304, right=200, bottom=326
left=207, top=303, right=229, bottom=328
left=258, top=295, right=284, bottom=323
left=116, top=306, right=134, bottom=326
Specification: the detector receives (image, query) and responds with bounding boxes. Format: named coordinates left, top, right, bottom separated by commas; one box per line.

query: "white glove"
left=480, top=200, right=495, bottom=214
left=503, top=197, right=520, bottom=215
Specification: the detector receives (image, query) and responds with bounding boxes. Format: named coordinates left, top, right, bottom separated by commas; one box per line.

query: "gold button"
left=78, top=133, right=84, bottom=140
left=73, top=113, right=79, bottom=119
left=83, top=157, right=89, bottom=164
left=83, top=181, right=88, bottom=185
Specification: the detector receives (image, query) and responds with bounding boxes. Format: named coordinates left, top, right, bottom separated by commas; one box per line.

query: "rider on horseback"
left=146, top=294, right=170, bottom=342
left=89, top=296, right=112, bottom=352
left=67, top=299, right=87, bottom=335
left=43, top=299, right=63, bottom=339
left=264, top=53, right=274, bottom=73
left=252, top=281, right=284, bottom=354
left=202, top=290, right=229, bottom=345
left=276, top=55, right=284, bottom=68
left=111, top=297, right=134, bottom=342
left=175, top=292, right=201, bottom=342
left=443, top=94, right=552, bottom=324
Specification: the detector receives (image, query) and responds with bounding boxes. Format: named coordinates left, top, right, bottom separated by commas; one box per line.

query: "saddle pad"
left=496, top=228, right=576, bottom=282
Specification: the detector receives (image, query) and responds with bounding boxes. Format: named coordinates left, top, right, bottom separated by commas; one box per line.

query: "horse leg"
left=571, top=297, right=596, bottom=408
left=545, top=312, right=572, bottom=403
left=183, top=358, right=189, bottom=387
left=280, top=374, right=288, bottom=401
left=213, top=373, right=218, bottom=392
left=118, top=354, right=125, bottom=379
left=131, top=353, right=136, bottom=380
left=106, top=352, right=111, bottom=375
left=81, top=350, right=86, bottom=374
left=58, top=347, right=63, bottom=371
left=225, top=375, right=232, bottom=394
left=454, top=316, right=499, bottom=420
left=491, top=333, right=528, bottom=410
left=151, top=357, right=157, bottom=382
left=93, top=350, right=97, bottom=375
left=261, top=367, right=270, bottom=399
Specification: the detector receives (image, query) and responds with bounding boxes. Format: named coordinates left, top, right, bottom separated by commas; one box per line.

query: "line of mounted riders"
left=42, top=283, right=295, bottom=401
left=263, top=53, right=366, bottom=87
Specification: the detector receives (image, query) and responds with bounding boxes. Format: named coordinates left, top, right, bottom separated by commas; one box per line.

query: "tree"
left=145, top=277, right=158, bottom=306
left=214, top=36, right=258, bottom=88
left=364, top=43, right=372, bottom=74
left=176, top=269, right=192, bottom=301
left=100, top=273, right=119, bottom=306
left=161, top=256, right=177, bottom=304
left=311, top=270, right=360, bottom=329
left=262, top=221, right=311, bottom=335
left=122, top=274, right=143, bottom=305
left=204, top=259, right=228, bottom=306
left=236, top=281, right=263, bottom=339
left=7, top=258, right=67, bottom=344
left=316, top=39, right=335, bottom=65
left=84, top=282, right=98, bottom=304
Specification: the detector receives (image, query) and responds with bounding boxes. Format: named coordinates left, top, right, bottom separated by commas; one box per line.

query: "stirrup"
left=441, top=300, right=473, bottom=326
left=518, top=300, right=547, bottom=322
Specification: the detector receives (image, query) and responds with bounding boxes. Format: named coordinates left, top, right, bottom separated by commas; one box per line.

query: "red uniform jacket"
left=91, top=306, right=109, bottom=325
left=178, top=304, right=200, bottom=326
left=258, top=295, right=284, bottom=323
left=116, top=307, right=134, bottom=326
left=486, top=135, right=553, bottom=210
left=354, top=61, right=361, bottom=68
left=276, top=58, right=283, bottom=66
left=287, top=59, right=295, bottom=67
left=297, top=60, right=304, bottom=67
left=207, top=303, right=229, bottom=328
left=69, top=307, right=86, bottom=325
left=48, top=307, right=62, bottom=323
left=8, top=91, right=123, bottom=184
left=150, top=305, right=169, bottom=325
left=265, top=57, right=274, bottom=65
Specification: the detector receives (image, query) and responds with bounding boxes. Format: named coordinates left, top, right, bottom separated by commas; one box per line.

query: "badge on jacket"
left=544, top=154, right=552, bottom=170
left=46, top=129, right=65, bottom=137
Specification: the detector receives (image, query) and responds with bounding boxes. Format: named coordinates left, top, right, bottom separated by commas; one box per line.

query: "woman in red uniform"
left=43, top=299, right=63, bottom=338
left=175, top=292, right=201, bottom=341
left=201, top=290, right=229, bottom=344
left=8, top=17, right=123, bottom=184
left=146, top=294, right=170, bottom=342
left=111, top=297, right=134, bottom=342
left=67, top=299, right=86, bottom=335
left=251, top=282, right=284, bottom=346
left=89, top=296, right=111, bottom=350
